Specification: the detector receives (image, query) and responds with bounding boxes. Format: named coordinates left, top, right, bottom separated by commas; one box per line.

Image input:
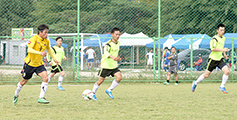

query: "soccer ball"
left=82, top=89, right=93, bottom=101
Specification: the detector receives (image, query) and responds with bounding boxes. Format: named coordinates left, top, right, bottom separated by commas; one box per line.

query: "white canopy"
left=118, top=32, right=153, bottom=46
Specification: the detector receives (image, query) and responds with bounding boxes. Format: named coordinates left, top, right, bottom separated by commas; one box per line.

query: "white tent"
left=119, top=32, right=153, bottom=46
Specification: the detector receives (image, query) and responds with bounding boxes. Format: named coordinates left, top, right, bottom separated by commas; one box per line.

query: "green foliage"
left=0, top=0, right=237, bottom=37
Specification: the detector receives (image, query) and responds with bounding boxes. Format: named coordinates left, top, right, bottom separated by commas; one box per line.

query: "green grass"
left=1, top=83, right=237, bottom=119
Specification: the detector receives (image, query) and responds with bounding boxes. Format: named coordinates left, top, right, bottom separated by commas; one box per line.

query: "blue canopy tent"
left=199, top=33, right=237, bottom=48
left=49, top=38, right=68, bottom=48
left=223, top=33, right=237, bottom=48
left=172, top=34, right=211, bottom=49
left=74, top=34, right=112, bottom=47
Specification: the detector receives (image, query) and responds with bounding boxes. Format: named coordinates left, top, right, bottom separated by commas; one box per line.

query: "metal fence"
left=0, top=0, right=237, bottom=83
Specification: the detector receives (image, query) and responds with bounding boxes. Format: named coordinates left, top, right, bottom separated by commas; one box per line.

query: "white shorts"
left=147, top=59, right=153, bottom=65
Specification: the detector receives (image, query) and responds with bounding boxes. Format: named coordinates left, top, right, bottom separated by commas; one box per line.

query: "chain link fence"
left=0, top=0, right=237, bottom=83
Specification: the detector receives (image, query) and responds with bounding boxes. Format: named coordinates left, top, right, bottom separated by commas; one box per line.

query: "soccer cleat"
left=92, top=94, right=98, bottom=101
left=57, top=86, right=65, bottom=91
left=38, top=97, right=50, bottom=104
left=105, top=90, right=114, bottom=99
left=219, top=87, right=228, bottom=94
left=174, top=83, right=178, bottom=85
left=163, top=82, right=169, bottom=85
left=13, top=96, right=18, bottom=106
left=191, top=81, right=197, bottom=92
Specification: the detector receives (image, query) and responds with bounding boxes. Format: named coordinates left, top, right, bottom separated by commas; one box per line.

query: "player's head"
left=38, top=24, right=49, bottom=39
left=56, top=36, right=63, bottom=47
left=171, top=46, right=176, bottom=53
left=164, top=47, right=168, bottom=51
left=216, top=23, right=225, bottom=37
left=150, top=49, right=153, bottom=52
left=111, top=27, right=121, bottom=41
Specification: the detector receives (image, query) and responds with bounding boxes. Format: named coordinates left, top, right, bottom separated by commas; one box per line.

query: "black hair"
left=56, top=36, right=63, bottom=41
left=216, top=23, right=225, bottom=30
left=171, top=46, right=176, bottom=49
left=37, top=24, right=49, bottom=34
left=111, top=27, right=120, bottom=33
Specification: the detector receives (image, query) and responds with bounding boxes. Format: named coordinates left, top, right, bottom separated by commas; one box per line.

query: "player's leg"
left=37, top=67, right=50, bottom=104
left=219, top=65, right=229, bottom=94
left=92, top=76, right=105, bottom=100
left=106, top=70, right=122, bottom=99
left=174, top=74, right=178, bottom=85
left=57, top=70, right=65, bottom=91
left=48, top=66, right=56, bottom=83
left=164, top=72, right=171, bottom=85
left=13, top=64, right=34, bottom=105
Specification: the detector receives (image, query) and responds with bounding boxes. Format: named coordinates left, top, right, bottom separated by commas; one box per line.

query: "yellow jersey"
left=24, top=35, right=51, bottom=67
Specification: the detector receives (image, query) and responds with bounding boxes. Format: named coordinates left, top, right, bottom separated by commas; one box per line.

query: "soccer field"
left=1, top=83, right=237, bottom=119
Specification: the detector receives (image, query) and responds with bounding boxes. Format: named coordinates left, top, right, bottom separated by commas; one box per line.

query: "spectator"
left=193, top=54, right=203, bottom=71
left=163, top=47, right=170, bottom=72
left=86, top=47, right=96, bottom=70
left=145, top=49, right=154, bottom=71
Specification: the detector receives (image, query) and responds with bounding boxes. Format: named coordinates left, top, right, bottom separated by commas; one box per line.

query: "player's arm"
left=210, top=38, right=228, bottom=52
left=27, top=38, right=46, bottom=56
left=117, top=55, right=121, bottom=62
left=46, top=45, right=60, bottom=65
left=223, top=51, right=228, bottom=59
left=104, top=44, right=118, bottom=61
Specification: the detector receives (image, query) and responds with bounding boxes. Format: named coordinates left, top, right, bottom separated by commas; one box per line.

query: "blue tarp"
left=172, top=34, right=211, bottom=49
left=74, top=34, right=112, bottom=47
left=199, top=33, right=237, bottom=48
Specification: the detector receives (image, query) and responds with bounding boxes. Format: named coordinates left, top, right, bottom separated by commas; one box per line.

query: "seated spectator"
left=193, top=54, right=203, bottom=71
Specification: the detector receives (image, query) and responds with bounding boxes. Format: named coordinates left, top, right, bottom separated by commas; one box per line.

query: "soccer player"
left=192, top=23, right=229, bottom=94
left=86, top=47, right=96, bottom=70
left=12, top=24, right=59, bottom=105
left=163, top=47, right=179, bottom=85
left=92, top=27, right=122, bottom=100
left=47, top=37, right=67, bottom=91
left=146, top=49, right=154, bottom=71
left=163, top=47, right=170, bottom=72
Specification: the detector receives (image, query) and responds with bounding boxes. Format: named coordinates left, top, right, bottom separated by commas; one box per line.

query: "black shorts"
left=51, top=65, right=63, bottom=73
left=206, top=58, right=227, bottom=72
left=21, top=63, right=46, bottom=79
left=98, top=68, right=120, bottom=78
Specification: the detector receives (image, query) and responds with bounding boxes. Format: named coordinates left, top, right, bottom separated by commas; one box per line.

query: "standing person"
left=86, top=47, right=96, bottom=70
left=92, top=27, right=122, bottom=100
left=163, top=47, right=170, bottom=72
left=192, top=24, right=229, bottom=94
left=163, top=47, right=179, bottom=85
left=146, top=49, right=154, bottom=71
left=13, top=24, right=60, bottom=105
left=228, top=49, right=236, bottom=70
left=47, top=37, right=67, bottom=91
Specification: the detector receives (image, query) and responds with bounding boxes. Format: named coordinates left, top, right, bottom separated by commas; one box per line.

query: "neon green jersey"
left=101, top=40, right=120, bottom=69
left=47, top=45, right=65, bottom=66
left=209, top=35, right=225, bottom=60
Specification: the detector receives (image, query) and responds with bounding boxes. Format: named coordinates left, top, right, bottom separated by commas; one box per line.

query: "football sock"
left=220, top=74, right=228, bottom=87
left=195, top=74, right=204, bottom=85
left=92, top=82, right=100, bottom=94
left=15, top=82, right=23, bottom=97
left=58, top=75, right=64, bottom=87
left=39, top=82, right=48, bottom=98
left=48, top=76, right=51, bottom=83
left=166, top=80, right=169, bottom=83
left=107, top=79, right=119, bottom=92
